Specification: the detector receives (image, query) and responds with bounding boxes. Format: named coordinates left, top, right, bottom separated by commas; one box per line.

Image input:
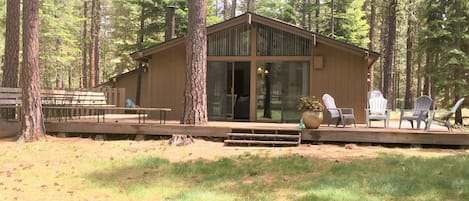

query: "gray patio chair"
left=365, top=97, right=390, bottom=128
left=425, top=97, right=465, bottom=132
left=399, top=95, right=432, bottom=129
left=322, top=94, right=356, bottom=128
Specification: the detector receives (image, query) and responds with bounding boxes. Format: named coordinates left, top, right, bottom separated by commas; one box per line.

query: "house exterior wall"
left=312, top=43, right=368, bottom=123
left=113, top=71, right=144, bottom=105
left=116, top=41, right=368, bottom=123
left=147, top=43, right=186, bottom=120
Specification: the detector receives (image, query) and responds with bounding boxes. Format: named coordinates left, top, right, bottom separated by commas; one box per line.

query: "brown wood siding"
left=312, top=43, right=367, bottom=123
left=114, top=71, right=148, bottom=107
left=148, top=43, right=186, bottom=120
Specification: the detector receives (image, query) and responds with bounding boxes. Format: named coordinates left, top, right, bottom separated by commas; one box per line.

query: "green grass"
left=1, top=140, right=468, bottom=201
left=87, top=153, right=469, bottom=201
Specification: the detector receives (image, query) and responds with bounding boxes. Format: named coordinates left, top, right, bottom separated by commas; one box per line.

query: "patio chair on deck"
left=399, top=95, right=432, bottom=129
left=365, top=97, right=390, bottom=128
left=322, top=94, right=356, bottom=128
left=425, top=97, right=465, bottom=132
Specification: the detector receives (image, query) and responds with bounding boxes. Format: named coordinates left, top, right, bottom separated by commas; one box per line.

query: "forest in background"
left=0, top=0, right=468, bottom=110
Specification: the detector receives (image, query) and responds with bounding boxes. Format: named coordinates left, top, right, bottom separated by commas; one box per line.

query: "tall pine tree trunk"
left=330, top=0, right=335, bottom=37
left=94, top=0, right=101, bottom=86
left=81, top=1, right=88, bottom=88
left=89, top=0, right=98, bottom=88
left=135, top=2, right=145, bottom=106
left=223, top=0, right=229, bottom=20
left=231, top=0, right=236, bottom=18
left=368, top=0, right=376, bottom=91
left=423, top=51, right=431, bottom=96
left=19, top=0, right=45, bottom=142
left=2, top=0, right=20, bottom=88
left=382, top=0, right=397, bottom=99
left=315, top=0, right=320, bottom=33
left=307, top=0, right=311, bottom=31
left=184, top=0, right=208, bottom=125
left=404, top=1, right=413, bottom=109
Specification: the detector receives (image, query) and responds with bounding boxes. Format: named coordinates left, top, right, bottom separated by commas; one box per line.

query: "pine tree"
left=19, top=0, right=46, bottom=142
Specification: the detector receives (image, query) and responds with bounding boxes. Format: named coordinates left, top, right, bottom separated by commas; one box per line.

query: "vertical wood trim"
left=249, top=24, right=257, bottom=121
left=310, top=38, right=315, bottom=96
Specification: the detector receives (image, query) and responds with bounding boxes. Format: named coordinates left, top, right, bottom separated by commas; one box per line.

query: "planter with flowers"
left=298, top=96, right=324, bottom=129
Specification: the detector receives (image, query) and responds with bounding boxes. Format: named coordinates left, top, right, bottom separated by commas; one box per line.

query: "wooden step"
left=226, top=133, right=300, bottom=139
left=224, top=139, right=299, bottom=145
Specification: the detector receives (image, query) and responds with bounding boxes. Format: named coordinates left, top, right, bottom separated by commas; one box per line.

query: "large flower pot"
left=302, top=111, right=323, bottom=129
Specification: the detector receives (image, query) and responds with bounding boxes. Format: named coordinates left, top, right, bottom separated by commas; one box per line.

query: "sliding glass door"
left=207, top=62, right=250, bottom=121
left=256, top=61, right=309, bottom=122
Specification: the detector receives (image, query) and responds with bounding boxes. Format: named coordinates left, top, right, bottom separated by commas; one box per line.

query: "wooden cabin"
left=108, top=13, right=379, bottom=123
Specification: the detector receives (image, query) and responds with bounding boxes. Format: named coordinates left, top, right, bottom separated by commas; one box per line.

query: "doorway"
left=207, top=61, right=250, bottom=121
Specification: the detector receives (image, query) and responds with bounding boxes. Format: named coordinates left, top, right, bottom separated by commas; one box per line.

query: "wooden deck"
left=2, top=115, right=469, bottom=146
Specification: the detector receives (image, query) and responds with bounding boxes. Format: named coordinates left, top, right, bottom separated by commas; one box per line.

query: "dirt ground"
left=1, top=136, right=467, bottom=162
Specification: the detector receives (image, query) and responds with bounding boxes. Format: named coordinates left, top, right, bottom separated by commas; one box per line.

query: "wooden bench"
left=1, top=87, right=171, bottom=124
left=0, top=88, right=22, bottom=120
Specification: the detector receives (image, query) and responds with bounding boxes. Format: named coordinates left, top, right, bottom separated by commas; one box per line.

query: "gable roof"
left=130, top=12, right=379, bottom=65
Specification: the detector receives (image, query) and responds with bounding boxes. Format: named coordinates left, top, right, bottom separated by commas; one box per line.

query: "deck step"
left=224, top=139, right=299, bottom=145
left=226, top=133, right=300, bottom=139
left=225, top=131, right=301, bottom=146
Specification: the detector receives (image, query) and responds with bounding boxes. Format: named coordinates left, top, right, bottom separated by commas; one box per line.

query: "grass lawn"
left=0, top=137, right=468, bottom=201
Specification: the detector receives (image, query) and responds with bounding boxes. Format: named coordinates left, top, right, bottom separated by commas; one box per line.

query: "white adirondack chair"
left=322, top=94, right=356, bottom=128
left=365, top=97, right=390, bottom=128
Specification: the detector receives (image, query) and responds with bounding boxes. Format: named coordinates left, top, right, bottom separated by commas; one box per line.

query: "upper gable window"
left=208, top=24, right=251, bottom=56
left=256, top=24, right=311, bottom=56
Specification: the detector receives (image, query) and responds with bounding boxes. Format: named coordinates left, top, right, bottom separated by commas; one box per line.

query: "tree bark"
left=19, top=0, right=46, bottom=142
left=330, top=0, right=335, bottom=37
left=231, top=0, right=236, bottom=18
left=136, top=2, right=145, bottom=106
left=223, top=0, right=229, bottom=20
left=184, top=0, right=208, bottom=125
left=315, top=0, right=320, bottom=33
left=368, top=0, right=376, bottom=91
left=404, top=1, right=413, bottom=109
left=2, top=0, right=20, bottom=88
left=94, top=0, right=101, bottom=86
left=81, top=1, right=88, bottom=88
left=89, top=0, right=98, bottom=88
left=382, top=0, right=397, bottom=99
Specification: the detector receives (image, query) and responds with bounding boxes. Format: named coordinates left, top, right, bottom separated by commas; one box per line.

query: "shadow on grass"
left=86, top=153, right=469, bottom=201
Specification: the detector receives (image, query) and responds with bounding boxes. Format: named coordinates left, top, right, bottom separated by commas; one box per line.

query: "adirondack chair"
left=369, top=90, right=383, bottom=99
left=322, top=94, right=356, bottom=127
left=425, top=97, right=465, bottom=132
left=399, top=95, right=432, bottom=129
left=365, top=97, right=390, bottom=128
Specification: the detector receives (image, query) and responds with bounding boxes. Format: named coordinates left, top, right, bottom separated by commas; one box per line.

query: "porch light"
left=257, top=67, right=263, bottom=74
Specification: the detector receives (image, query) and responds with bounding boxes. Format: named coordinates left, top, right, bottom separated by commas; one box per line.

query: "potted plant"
left=298, top=96, right=324, bottom=129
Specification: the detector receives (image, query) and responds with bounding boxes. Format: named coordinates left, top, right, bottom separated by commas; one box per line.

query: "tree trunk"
left=183, top=0, right=208, bottom=125
left=223, top=0, right=229, bottom=20
left=382, top=0, right=397, bottom=99
left=330, top=0, right=334, bottom=37
left=404, top=1, right=413, bottom=109
left=307, top=0, right=311, bottom=31
left=2, top=0, right=20, bottom=88
left=94, top=0, right=101, bottom=86
left=81, top=1, right=88, bottom=88
left=89, top=0, right=98, bottom=88
left=315, top=0, right=320, bottom=33
left=368, top=0, right=376, bottom=91
left=423, top=51, right=431, bottom=96
left=416, top=53, right=422, bottom=96
left=19, top=0, right=45, bottom=142
left=136, top=2, right=145, bottom=106
left=231, top=0, right=236, bottom=18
